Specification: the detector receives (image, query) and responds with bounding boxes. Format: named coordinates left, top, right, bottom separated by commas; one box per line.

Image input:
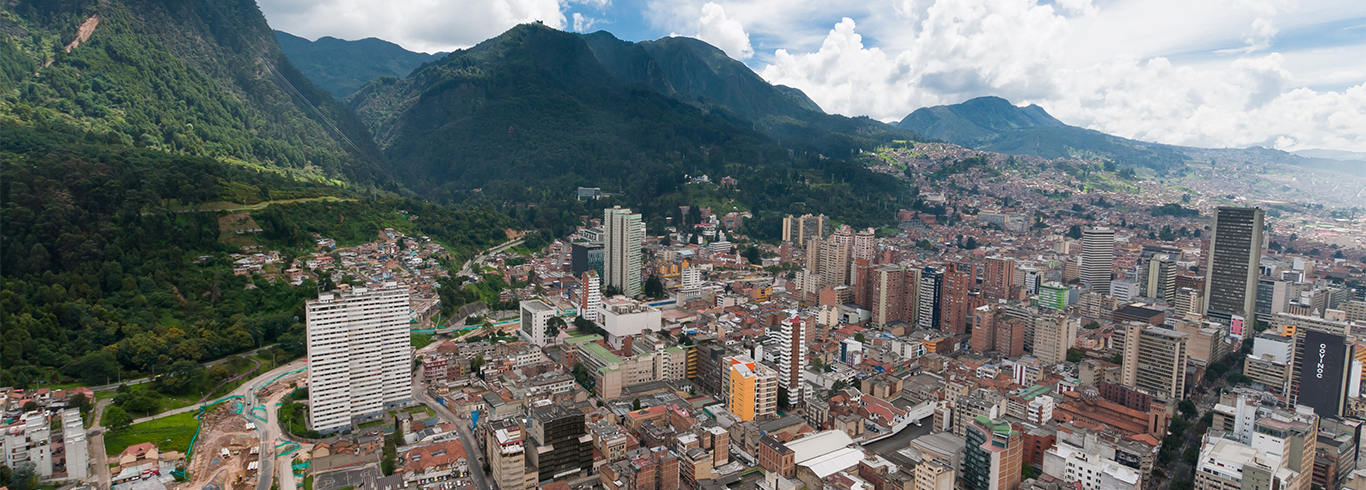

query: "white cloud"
left=257, top=0, right=566, bottom=53
left=757, top=0, right=1366, bottom=152
left=572, top=13, right=600, bottom=32
left=696, top=3, right=754, bottom=59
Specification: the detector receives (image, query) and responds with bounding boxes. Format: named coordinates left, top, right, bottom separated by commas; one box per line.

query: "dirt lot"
left=218, top=212, right=262, bottom=247
left=186, top=403, right=261, bottom=490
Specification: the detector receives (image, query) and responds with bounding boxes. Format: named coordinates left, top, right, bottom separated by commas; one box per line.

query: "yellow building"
left=727, top=356, right=777, bottom=421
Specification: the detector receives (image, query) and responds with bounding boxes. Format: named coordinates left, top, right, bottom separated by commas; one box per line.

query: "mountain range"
left=274, top=31, right=446, bottom=99
left=896, top=96, right=1362, bottom=175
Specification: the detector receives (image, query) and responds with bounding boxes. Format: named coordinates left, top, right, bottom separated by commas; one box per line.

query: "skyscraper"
left=963, top=416, right=1023, bottom=490
left=918, top=266, right=943, bottom=331
left=781, top=214, right=827, bottom=246
left=871, top=265, right=906, bottom=326
left=1032, top=314, right=1077, bottom=365
left=604, top=206, right=645, bottom=297
left=940, top=263, right=974, bottom=335
left=306, top=284, right=413, bottom=433
left=1204, top=206, right=1265, bottom=324
left=1081, top=227, right=1115, bottom=292
left=1145, top=254, right=1177, bottom=301
left=777, top=315, right=806, bottom=406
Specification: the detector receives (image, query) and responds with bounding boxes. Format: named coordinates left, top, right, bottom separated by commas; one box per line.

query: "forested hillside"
left=0, top=121, right=515, bottom=388
left=275, top=30, right=445, bottom=99
left=347, top=23, right=911, bottom=240
left=0, top=0, right=386, bottom=185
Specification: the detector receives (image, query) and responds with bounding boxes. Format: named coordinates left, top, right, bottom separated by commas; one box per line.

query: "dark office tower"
left=1081, top=227, right=1115, bottom=292
left=527, top=405, right=594, bottom=482
left=1204, top=207, right=1265, bottom=325
left=917, top=266, right=944, bottom=331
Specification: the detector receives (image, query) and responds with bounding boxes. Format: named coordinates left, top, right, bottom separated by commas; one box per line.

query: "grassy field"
left=104, top=411, right=199, bottom=456
left=410, top=333, right=434, bottom=350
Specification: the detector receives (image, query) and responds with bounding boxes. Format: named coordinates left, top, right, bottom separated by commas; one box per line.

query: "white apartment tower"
left=306, top=283, right=413, bottom=433
left=680, top=266, right=703, bottom=301
left=604, top=207, right=645, bottom=297
left=778, top=315, right=807, bottom=406
left=1081, top=227, right=1115, bottom=292
left=520, top=299, right=556, bottom=346
left=580, top=271, right=602, bottom=323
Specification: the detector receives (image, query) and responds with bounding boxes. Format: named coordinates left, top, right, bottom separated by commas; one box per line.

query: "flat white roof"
left=786, top=430, right=855, bottom=464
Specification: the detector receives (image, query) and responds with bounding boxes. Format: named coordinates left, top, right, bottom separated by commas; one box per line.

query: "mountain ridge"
left=274, top=30, right=446, bottom=99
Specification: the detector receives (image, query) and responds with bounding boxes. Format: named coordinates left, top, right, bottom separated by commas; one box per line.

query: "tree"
left=470, top=353, right=485, bottom=374
left=1108, top=354, right=1122, bottom=365
left=1021, top=461, right=1036, bottom=479
left=854, top=333, right=866, bottom=343
left=603, top=285, right=623, bottom=297
left=1066, top=225, right=1083, bottom=239
left=644, top=275, right=665, bottom=299
left=68, top=393, right=92, bottom=414
left=963, top=236, right=978, bottom=250
left=1178, top=400, right=1198, bottom=419
left=1066, top=348, right=1085, bottom=363
left=9, top=462, right=37, bottom=490
left=744, top=246, right=761, bottom=264
left=777, top=388, right=790, bottom=410
left=22, top=401, right=37, bottom=412
left=545, top=316, right=567, bottom=340
left=632, top=398, right=642, bottom=410
left=104, top=406, right=132, bottom=430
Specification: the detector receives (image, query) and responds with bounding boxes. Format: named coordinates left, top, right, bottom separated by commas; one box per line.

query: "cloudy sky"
left=257, top=0, right=1366, bottom=153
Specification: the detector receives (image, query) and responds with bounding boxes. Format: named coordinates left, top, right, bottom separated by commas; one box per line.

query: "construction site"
left=184, top=400, right=263, bottom=490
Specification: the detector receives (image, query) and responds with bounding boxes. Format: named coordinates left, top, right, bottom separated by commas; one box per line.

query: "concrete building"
left=728, top=356, right=778, bottom=421
left=1193, top=438, right=1299, bottom=490
left=598, top=296, right=662, bottom=340
left=306, top=284, right=412, bottom=433
left=526, top=405, right=593, bottom=482
left=520, top=299, right=557, bottom=347
left=485, top=419, right=535, bottom=490
left=983, top=256, right=1017, bottom=301
left=1042, top=443, right=1141, bottom=490
left=782, top=214, right=828, bottom=247
left=1081, top=227, right=1115, bottom=292
left=1144, top=254, right=1177, bottom=302
left=1174, top=287, right=1204, bottom=318
left=941, top=263, right=976, bottom=335
left=918, top=267, right=944, bottom=331
left=1033, top=314, right=1078, bottom=366
left=605, top=206, right=645, bottom=297
left=580, top=271, right=602, bottom=323
left=1120, top=325, right=1189, bottom=399
left=1204, top=206, right=1265, bottom=324
left=963, top=416, right=1023, bottom=490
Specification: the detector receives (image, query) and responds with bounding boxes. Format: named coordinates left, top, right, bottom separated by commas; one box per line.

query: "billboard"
left=1230, top=315, right=1245, bottom=337
left=1299, top=331, right=1349, bottom=418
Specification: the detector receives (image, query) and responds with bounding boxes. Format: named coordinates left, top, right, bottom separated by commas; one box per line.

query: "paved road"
left=88, top=399, right=113, bottom=489
left=260, top=379, right=303, bottom=490
left=412, top=371, right=491, bottom=490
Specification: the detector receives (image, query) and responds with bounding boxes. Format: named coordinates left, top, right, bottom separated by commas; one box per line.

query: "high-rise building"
left=852, top=259, right=876, bottom=309
left=1293, top=330, right=1352, bottom=417
left=571, top=241, right=605, bottom=277
left=727, top=356, right=778, bottom=421
left=941, top=263, right=975, bottom=335
left=1145, top=254, right=1177, bottom=301
left=1032, top=314, right=1078, bottom=365
left=526, top=405, right=594, bottom=481
left=1204, top=206, right=1265, bottom=324
left=983, top=256, right=1016, bottom=301
left=1037, top=283, right=1068, bottom=311
left=853, top=227, right=876, bottom=261
left=306, top=284, right=413, bottom=433
left=782, top=214, right=828, bottom=246
left=1081, top=227, right=1115, bottom=292
left=777, top=316, right=806, bottom=406
left=918, top=267, right=944, bottom=331
left=605, top=206, right=645, bottom=297
left=1121, top=326, right=1188, bottom=399
left=996, top=317, right=1028, bottom=358
left=520, top=299, right=557, bottom=346
left=971, top=305, right=1000, bottom=355
left=963, top=416, right=1023, bottom=490
left=580, top=271, right=602, bottom=323
left=871, top=265, right=906, bottom=326
left=1174, top=287, right=1204, bottom=317
left=819, top=239, right=851, bottom=287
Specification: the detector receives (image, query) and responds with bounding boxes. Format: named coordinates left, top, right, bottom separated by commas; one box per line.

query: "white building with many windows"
left=306, top=283, right=413, bottom=433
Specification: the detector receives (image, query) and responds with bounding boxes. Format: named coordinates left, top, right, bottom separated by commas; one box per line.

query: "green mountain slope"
left=275, top=30, right=445, bottom=99
left=897, top=96, right=1186, bottom=172
left=0, top=0, right=385, bottom=184
left=582, top=31, right=917, bottom=153
left=347, top=24, right=908, bottom=237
